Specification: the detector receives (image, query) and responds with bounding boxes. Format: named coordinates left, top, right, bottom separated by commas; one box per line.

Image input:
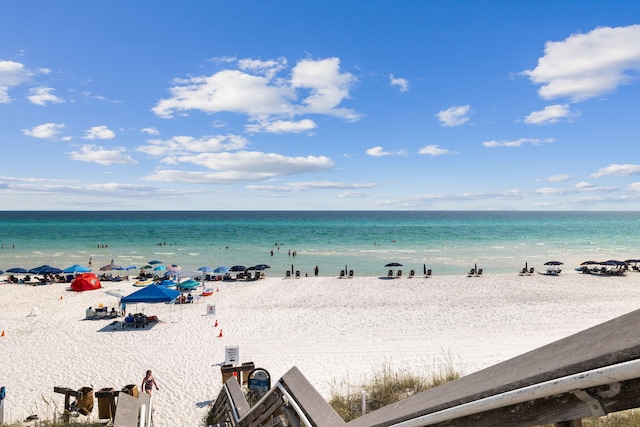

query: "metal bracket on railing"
left=571, top=389, right=606, bottom=417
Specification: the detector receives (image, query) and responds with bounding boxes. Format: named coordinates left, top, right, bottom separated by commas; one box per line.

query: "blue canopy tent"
left=121, top=284, right=180, bottom=304
left=120, top=284, right=181, bottom=326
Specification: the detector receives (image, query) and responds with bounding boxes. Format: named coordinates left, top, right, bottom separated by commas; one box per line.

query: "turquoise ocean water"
left=0, top=211, right=639, bottom=277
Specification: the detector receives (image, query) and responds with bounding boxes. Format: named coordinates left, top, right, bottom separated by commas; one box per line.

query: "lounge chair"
left=476, top=269, right=483, bottom=276
left=285, top=271, right=291, bottom=278
left=396, top=270, right=402, bottom=278
left=339, top=270, right=345, bottom=278
left=426, top=269, right=432, bottom=278
left=348, top=270, right=354, bottom=278
left=387, top=269, right=394, bottom=278
left=468, top=268, right=476, bottom=277
left=295, top=270, right=301, bottom=278
left=408, top=270, right=415, bottom=278
left=519, top=267, right=527, bottom=276
left=528, top=267, right=535, bottom=275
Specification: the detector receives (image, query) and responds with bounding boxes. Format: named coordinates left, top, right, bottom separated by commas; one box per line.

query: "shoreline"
left=2, top=271, right=640, bottom=425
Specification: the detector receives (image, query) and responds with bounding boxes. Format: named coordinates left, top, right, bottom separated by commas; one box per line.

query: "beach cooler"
left=76, top=386, right=94, bottom=415
left=121, top=384, right=139, bottom=398
left=95, top=387, right=115, bottom=419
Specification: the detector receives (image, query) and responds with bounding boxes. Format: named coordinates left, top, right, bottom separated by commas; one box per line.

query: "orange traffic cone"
left=1, top=330, right=5, bottom=337
left=214, top=319, right=218, bottom=327
left=218, top=329, right=223, bottom=338
left=60, top=295, right=63, bottom=300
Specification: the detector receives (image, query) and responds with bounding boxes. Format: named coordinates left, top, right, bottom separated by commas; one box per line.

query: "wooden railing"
left=210, top=308, right=640, bottom=427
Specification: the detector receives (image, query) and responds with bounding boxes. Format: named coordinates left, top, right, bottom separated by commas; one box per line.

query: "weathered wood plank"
left=225, top=376, right=251, bottom=419
left=280, top=366, right=346, bottom=426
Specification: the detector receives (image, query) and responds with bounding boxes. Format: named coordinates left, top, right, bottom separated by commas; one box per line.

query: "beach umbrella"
left=141, top=264, right=153, bottom=269
left=167, top=264, right=182, bottom=272
left=580, top=261, right=598, bottom=265
left=385, top=262, right=403, bottom=267
left=149, top=260, right=163, bottom=265
left=213, top=266, right=229, bottom=273
left=63, top=264, right=92, bottom=274
left=229, top=265, right=247, bottom=272
left=0, top=269, right=3, bottom=275
left=178, top=279, right=199, bottom=290
left=100, top=263, right=121, bottom=271
left=255, top=264, right=271, bottom=269
left=29, top=265, right=63, bottom=275
left=153, top=265, right=167, bottom=271
left=7, top=267, right=28, bottom=274
left=544, top=261, right=563, bottom=266
left=198, top=266, right=214, bottom=273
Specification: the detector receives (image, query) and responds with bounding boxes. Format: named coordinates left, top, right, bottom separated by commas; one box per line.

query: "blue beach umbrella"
left=229, top=265, right=247, bottom=272
left=29, top=265, right=63, bottom=275
left=7, top=267, right=28, bottom=274
left=0, top=269, right=3, bottom=275
left=63, top=264, right=92, bottom=274
left=148, top=260, right=163, bottom=265
left=197, top=266, right=214, bottom=273
left=213, top=266, right=229, bottom=273
left=153, top=265, right=167, bottom=271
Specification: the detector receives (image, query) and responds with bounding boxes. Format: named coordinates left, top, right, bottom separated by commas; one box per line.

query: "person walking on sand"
left=142, top=370, right=159, bottom=396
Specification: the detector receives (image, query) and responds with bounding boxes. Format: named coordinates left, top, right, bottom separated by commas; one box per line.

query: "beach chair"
left=476, top=269, right=483, bottom=276
left=396, top=270, right=402, bottom=278
left=519, top=267, right=527, bottom=276
left=348, top=270, right=354, bottom=278
left=285, top=271, right=291, bottom=278
left=339, top=270, right=345, bottom=278
left=408, top=270, right=415, bottom=278
left=387, top=269, right=393, bottom=278
left=468, top=268, right=475, bottom=277
left=295, top=270, right=301, bottom=278
left=426, top=269, right=432, bottom=278
left=528, top=267, right=535, bottom=275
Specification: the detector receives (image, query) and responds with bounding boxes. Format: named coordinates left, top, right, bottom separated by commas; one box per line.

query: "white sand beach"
left=2, top=271, right=640, bottom=426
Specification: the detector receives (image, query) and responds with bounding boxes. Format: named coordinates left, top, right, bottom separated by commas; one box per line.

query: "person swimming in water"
left=141, top=370, right=159, bottom=396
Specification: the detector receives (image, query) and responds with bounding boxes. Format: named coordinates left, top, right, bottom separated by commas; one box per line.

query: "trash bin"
left=121, top=384, right=139, bottom=398
left=95, top=388, right=115, bottom=419
left=76, top=386, right=94, bottom=415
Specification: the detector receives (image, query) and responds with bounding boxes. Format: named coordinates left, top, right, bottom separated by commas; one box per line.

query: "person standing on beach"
left=314, top=265, right=319, bottom=277
left=142, top=370, right=159, bottom=396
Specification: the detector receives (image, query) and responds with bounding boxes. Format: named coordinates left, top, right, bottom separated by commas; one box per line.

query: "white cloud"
left=523, top=25, right=640, bottom=101
left=0, top=60, right=31, bottom=103
left=246, top=119, right=316, bottom=134
left=247, top=181, right=377, bottom=192
left=627, top=182, right=640, bottom=192
left=137, top=134, right=248, bottom=157
left=591, top=163, right=640, bottom=178
left=436, top=105, right=470, bottom=127
left=366, top=146, right=392, bottom=157
left=141, top=127, right=160, bottom=135
left=389, top=74, right=409, bottom=92
left=524, top=104, right=576, bottom=125
left=143, top=151, right=334, bottom=184
left=22, top=123, right=65, bottom=139
left=152, top=57, right=360, bottom=130
left=482, top=138, right=553, bottom=148
left=69, top=144, right=137, bottom=166
left=291, top=57, right=359, bottom=120
left=418, top=145, right=449, bottom=156
left=28, top=87, right=64, bottom=106
left=237, top=57, right=287, bottom=79
left=84, top=125, right=115, bottom=140
left=546, top=174, right=572, bottom=182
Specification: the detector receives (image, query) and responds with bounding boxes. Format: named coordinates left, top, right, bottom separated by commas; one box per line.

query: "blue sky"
left=1, top=1, right=640, bottom=210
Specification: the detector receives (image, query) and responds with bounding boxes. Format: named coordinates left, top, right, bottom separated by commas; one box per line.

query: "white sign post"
left=206, top=304, right=216, bottom=316
left=225, top=345, right=240, bottom=365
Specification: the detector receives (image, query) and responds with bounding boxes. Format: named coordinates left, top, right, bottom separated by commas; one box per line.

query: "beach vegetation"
left=328, top=360, right=460, bottom=421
